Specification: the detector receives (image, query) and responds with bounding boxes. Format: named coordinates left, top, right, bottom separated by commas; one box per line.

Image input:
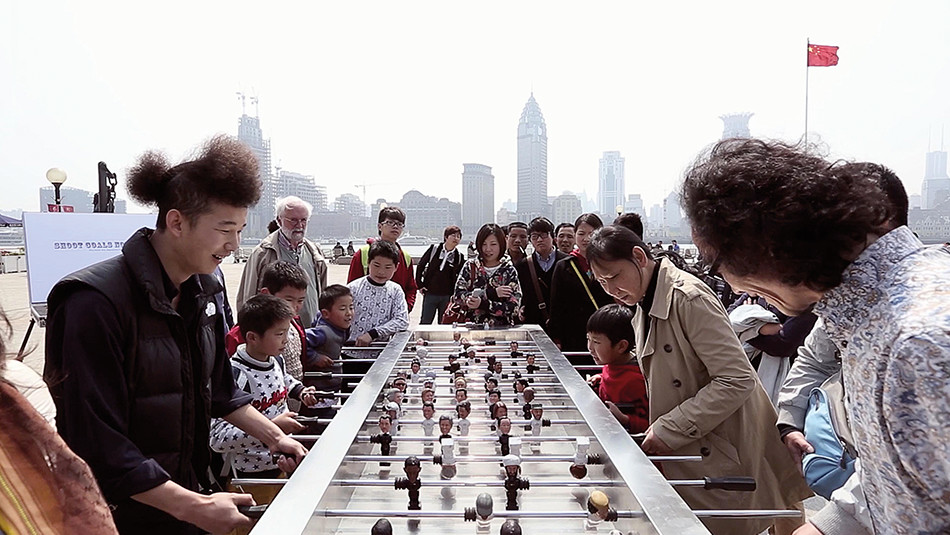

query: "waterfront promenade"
left=1, top=261, right=424, bottom=375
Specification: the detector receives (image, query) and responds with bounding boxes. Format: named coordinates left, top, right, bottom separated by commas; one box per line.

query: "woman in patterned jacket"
left=452, top=224, right=523, bottom=326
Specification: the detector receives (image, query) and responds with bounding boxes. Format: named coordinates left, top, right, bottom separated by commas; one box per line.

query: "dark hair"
left=505, top=222, right=528, bottom=235
left=422, top=401, right=435, bottom=411
left=842, top=163, right=909, bottom=227
left=528, top=217, right=554, bottom=236
left=573, top=213, right=604, bottom=230
left=443, top=225, right=462, bottom=240
left=554, top=223, right=575, bottom=235
left=260, top=261, right=309, bottom=294
left=319, top=284, right=352, bottom=311
left=377, top=206, right=406, bottom=226
left=267, top=219, right=280, bottom=233
left=613, top=213, right=644, bottom=239
left=587, top=304, right=636, bottom=349
left=238, top=294, right=294, bottom=338
left=680, top=138, right=890, bottom=292
left=0, top=309, right=9, bottom=364
left=368, top=239, right=400, bottom=264
left=586, top=225, right=654, bottom=268
left=127, top=135, right=262, bottom=229
left=475, top=223, right=507, bottom=263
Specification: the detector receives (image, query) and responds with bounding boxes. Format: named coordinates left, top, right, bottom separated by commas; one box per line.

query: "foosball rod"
left=370, top=419, right=586, bottom=425
left=319, top=509, right=803, bottom=519
left=341, top=454, right=702, bottom=463
left=231, top=477, right=755, bottom=491
left=354, top=435, right=591, bottom=443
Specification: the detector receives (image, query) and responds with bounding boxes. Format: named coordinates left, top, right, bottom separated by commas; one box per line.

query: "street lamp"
left=46, top=168, right=68, bottom=208
left=615, top=204, right=624, bottom=217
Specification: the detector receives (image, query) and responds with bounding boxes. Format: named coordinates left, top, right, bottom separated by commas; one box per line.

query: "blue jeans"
left=420, top=293, right=452, bottom=324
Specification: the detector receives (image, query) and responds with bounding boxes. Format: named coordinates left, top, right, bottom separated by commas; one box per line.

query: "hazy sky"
left=2, top=0, right=949, bottom=215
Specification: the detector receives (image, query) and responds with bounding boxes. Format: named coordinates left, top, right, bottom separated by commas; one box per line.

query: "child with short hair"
left=586, top=304, right=649, bottom=433
left=348, top=241, right=410, bottom=346
left=211, top=294, right=319, bottom=478
left=302, top=284, right=354, bottom=429
left=226, top=261, right=309, bottom=381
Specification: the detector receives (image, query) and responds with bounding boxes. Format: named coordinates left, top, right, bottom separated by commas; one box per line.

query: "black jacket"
left=514, top=250, right=568, bottom=330
left=45, top=228, right=250, bottom=534
left=415, top=243, right=464, bottom=296
left=548, top=255, right=614, bottom=352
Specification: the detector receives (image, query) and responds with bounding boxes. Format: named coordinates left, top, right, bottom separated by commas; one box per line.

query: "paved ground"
left=1, top=260, right=423, bottom=375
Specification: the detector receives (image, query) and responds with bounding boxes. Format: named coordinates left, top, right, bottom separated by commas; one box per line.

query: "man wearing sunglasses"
left=348, top=206, right=418, bottom=311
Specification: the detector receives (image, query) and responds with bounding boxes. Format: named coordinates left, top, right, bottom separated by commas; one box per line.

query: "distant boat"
left=398, top=235, right=432, bottom=247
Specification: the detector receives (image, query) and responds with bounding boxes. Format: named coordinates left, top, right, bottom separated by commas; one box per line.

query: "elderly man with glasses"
left=237, top=196, right=328, bottom=327
left=347, top=206, right=418, bottom=311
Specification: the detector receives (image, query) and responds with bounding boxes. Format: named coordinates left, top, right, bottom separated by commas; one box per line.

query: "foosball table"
left=240, top=326, right=798, bottom=534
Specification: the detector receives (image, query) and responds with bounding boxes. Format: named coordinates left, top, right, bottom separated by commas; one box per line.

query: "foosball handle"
left=237, top=504, right=268, bottom=519
left=704, top=476, right=757, bottom=491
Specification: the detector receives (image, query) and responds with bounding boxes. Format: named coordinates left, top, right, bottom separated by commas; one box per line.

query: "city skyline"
left=2, top=1, right=950, bottom=219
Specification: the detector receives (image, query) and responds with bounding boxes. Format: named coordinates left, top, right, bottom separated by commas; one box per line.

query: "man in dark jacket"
left=44, top=137, right=308, bottom=535
left=515, top=217, right=567, bottom=332
left=416, top=225, right=464, bottom=324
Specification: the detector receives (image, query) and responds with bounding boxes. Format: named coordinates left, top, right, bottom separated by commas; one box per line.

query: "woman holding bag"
left=449, top=224, right=523, bottom=326
left=549, top=213, right=614, bottom=355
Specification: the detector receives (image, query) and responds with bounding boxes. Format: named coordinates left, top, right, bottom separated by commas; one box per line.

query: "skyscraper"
left=598, top=151, right=625, bottom=216
left=551, top=193, right=582, bottom=225
left=274, top=170, right=328, bottom=214
left=462, top=163, right=494, bottom=234
left=236, top=100, right=274, bottom=238
left=921, top=149, right=950, bottom=209
left=517, top=94, right=548, bottom=222
left=720, top=112, right=754, bottom=139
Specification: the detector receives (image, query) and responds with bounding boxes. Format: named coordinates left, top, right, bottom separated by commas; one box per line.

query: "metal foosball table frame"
left=247, top=326, right=792, bottom=534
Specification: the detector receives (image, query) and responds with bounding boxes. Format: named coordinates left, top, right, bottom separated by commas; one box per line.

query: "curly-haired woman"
left=451, top=223, right=523, bottom=326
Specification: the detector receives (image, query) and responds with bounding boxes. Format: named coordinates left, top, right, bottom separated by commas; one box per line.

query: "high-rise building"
left=921, top=150, right=950, bottom=209
left=551, top=193, right=582, bottom=225
left=274, top=170, right=328, bottom=214
left=720, top=112, right=754, bottom=139
left=598, top=151, right=625, bottom=216
left=237, top=105, right=275, bottom=238
left=394, top=190, right=462, bottom=238
left=517, top=94, right=548, bottom=221
left=496, top=207, right=513, bottom=227
left=624, top=194, right=644, bottom=216
left=335, top=193, right=366, bottom=216
left=462, top=163, right=494, bottom=235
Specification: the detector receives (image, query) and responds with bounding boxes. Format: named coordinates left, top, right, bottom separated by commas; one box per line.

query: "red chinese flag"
left=807, top=44, right=839, bottom=67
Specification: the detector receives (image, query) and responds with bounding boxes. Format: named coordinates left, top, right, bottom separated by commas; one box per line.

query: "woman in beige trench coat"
left=587, top=226, right=812, bottom=535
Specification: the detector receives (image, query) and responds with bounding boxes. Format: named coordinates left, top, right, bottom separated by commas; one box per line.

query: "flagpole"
left=804, top=38, right=810, bottom=145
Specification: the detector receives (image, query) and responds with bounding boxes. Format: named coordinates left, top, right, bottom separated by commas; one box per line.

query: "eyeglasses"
left=529, top=233, right=550, bottom=241
left=283, top=217, right=308, bottom=227
left=381, top=220, right=405, bottom=229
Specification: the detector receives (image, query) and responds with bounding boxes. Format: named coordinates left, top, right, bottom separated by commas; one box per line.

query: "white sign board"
left=22, top=212, right=156, bottom=306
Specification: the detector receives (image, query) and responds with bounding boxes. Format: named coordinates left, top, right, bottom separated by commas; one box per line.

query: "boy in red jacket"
left=586, top=304, right=649, bottom=433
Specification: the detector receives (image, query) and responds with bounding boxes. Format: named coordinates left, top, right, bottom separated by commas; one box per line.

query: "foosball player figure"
left=438, top=413, right=454, bottom=440
left=521, top=388, right=536, bottom=419
left=453, top=330, right=462, bottom=343
left=384, top=401, right=401, bottom=430
left=510, top=341, right=522, bottom=358
left=438, top=432, right=457, bottom=497
left=528, top=403, right=549, bottom=435
left=491, top=360, right=505, bottom=380
left=570, top=437, right=590, bottom=479
left=489, top=398, right=506, bottom=421
left=421, top=402, right=437, bottom=436
left=486, top=353, right=497, bottom=371
left=473, top=493, right=493, bottom=534
left=421, top=388, right=436, bottom=405
left=410, top=359, right=422, bottom=383
left=371, top=414, right=394, bottom=465
left=416, top=346, right=429, bottom=365
left=453, top=376, right=467, bottom=394
left=513, top=378, right=529, bottom=405
left=484, top=377, right=499, bottom=400
left=456, top=401, right=472, bottom=436
left=392, top=376, right=407, bottom=394
left=497, top=417, right=513, bottom=455
left=394, top=456, right=423, bottom=510
left=461, top=337, right=472, bottom=349
left=502, top=455, right=529, bottom=511
left=487, top=389, right=502, bottom=416
left=500, top=519, right=522, bottom=535
left=525, top=354, right=540, bottom=375
left=385, top=388, right=404, bottom=412
left=444, top=354, right=461, bottom=374
left=455, top=387, right=468, bottom=404
left=371, top=518, right=392, bottom=535
left=416, top=337, right=428, bottom=347
left=585, top=490, right=617, bottom=531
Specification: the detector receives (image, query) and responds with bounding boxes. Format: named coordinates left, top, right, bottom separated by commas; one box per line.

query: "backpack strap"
left=569, top=258, right=600, bottom=310
left=525, top=256, right=549, bottom=322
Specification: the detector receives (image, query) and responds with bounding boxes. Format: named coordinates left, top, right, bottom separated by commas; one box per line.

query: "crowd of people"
left=0, top=134, right=946, bottom=535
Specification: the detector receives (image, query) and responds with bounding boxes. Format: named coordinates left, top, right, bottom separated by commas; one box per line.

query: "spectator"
left=346, top=241, right=355, bottom=256
left=452, top=223, right=523, bottom=326
left=348, top=206, right=418, bottom=312
left=303, top=284, right=354, bottom=430
left=515, top=217, right=568, bottom=332
left=44, top=136, right=307, bottom=535
left=237, top=195, right=328, bottom=328
left=348, top=240, right=410, bottom=346
left=416, top=225, right=465, bottom=324
left=585, top=305, right=649, bottom=432
left=504, top=222, right=528, bottom=264
left=681, top=140, right=950, bottom=534
left=554, top=222, right=575, bottom=254
left=332, top=241, right=345, bottom=259
left=613, top=212, right=644, bottom=239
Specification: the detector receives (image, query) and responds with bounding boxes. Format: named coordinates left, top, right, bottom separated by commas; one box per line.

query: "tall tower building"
left=922, top=149, right=950, bottom=209
left=598, top=151, right=625, bottom=216
left=517, top=94, right=548, bottom=222
left=720, top=112, right=754, bottom=139
left=462, top=163, right=495, bottom=235
left=237, top=95, right=275, bottom=238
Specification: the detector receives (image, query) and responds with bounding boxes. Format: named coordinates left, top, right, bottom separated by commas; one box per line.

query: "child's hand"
left=272, top=411, right=304, bottom=434
left=300, top=386, right=320, bottom=408
left=464, top=296, right=481, bottom=309
left=604, top=401, right=630, bottom=428
left=587, top=374, right=602, bottom=389
left=312, top=353, right=333, bottom=370
left=355, top=333, right=373, bottom=347
left=495, top=285, right=513, bottom=298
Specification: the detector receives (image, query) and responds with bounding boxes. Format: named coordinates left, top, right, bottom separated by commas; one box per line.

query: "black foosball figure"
left=444, top=354, right=461, bottom=374
left=570, top=436, right=590, bottom=479
left=497, top=417, right=512, bottom=455
left=525, top=354, right=540, bottom=375
left=370, top=415, right=393, bottom=458
left=371, top=518, right=392, bottom=535
left=502, top=455, right=529, bottom=511
left=394, top=456, right=422, bottom=510
left=500, top=519, right=522, bottom=535
left=521, top=388, right=536, bottom=419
